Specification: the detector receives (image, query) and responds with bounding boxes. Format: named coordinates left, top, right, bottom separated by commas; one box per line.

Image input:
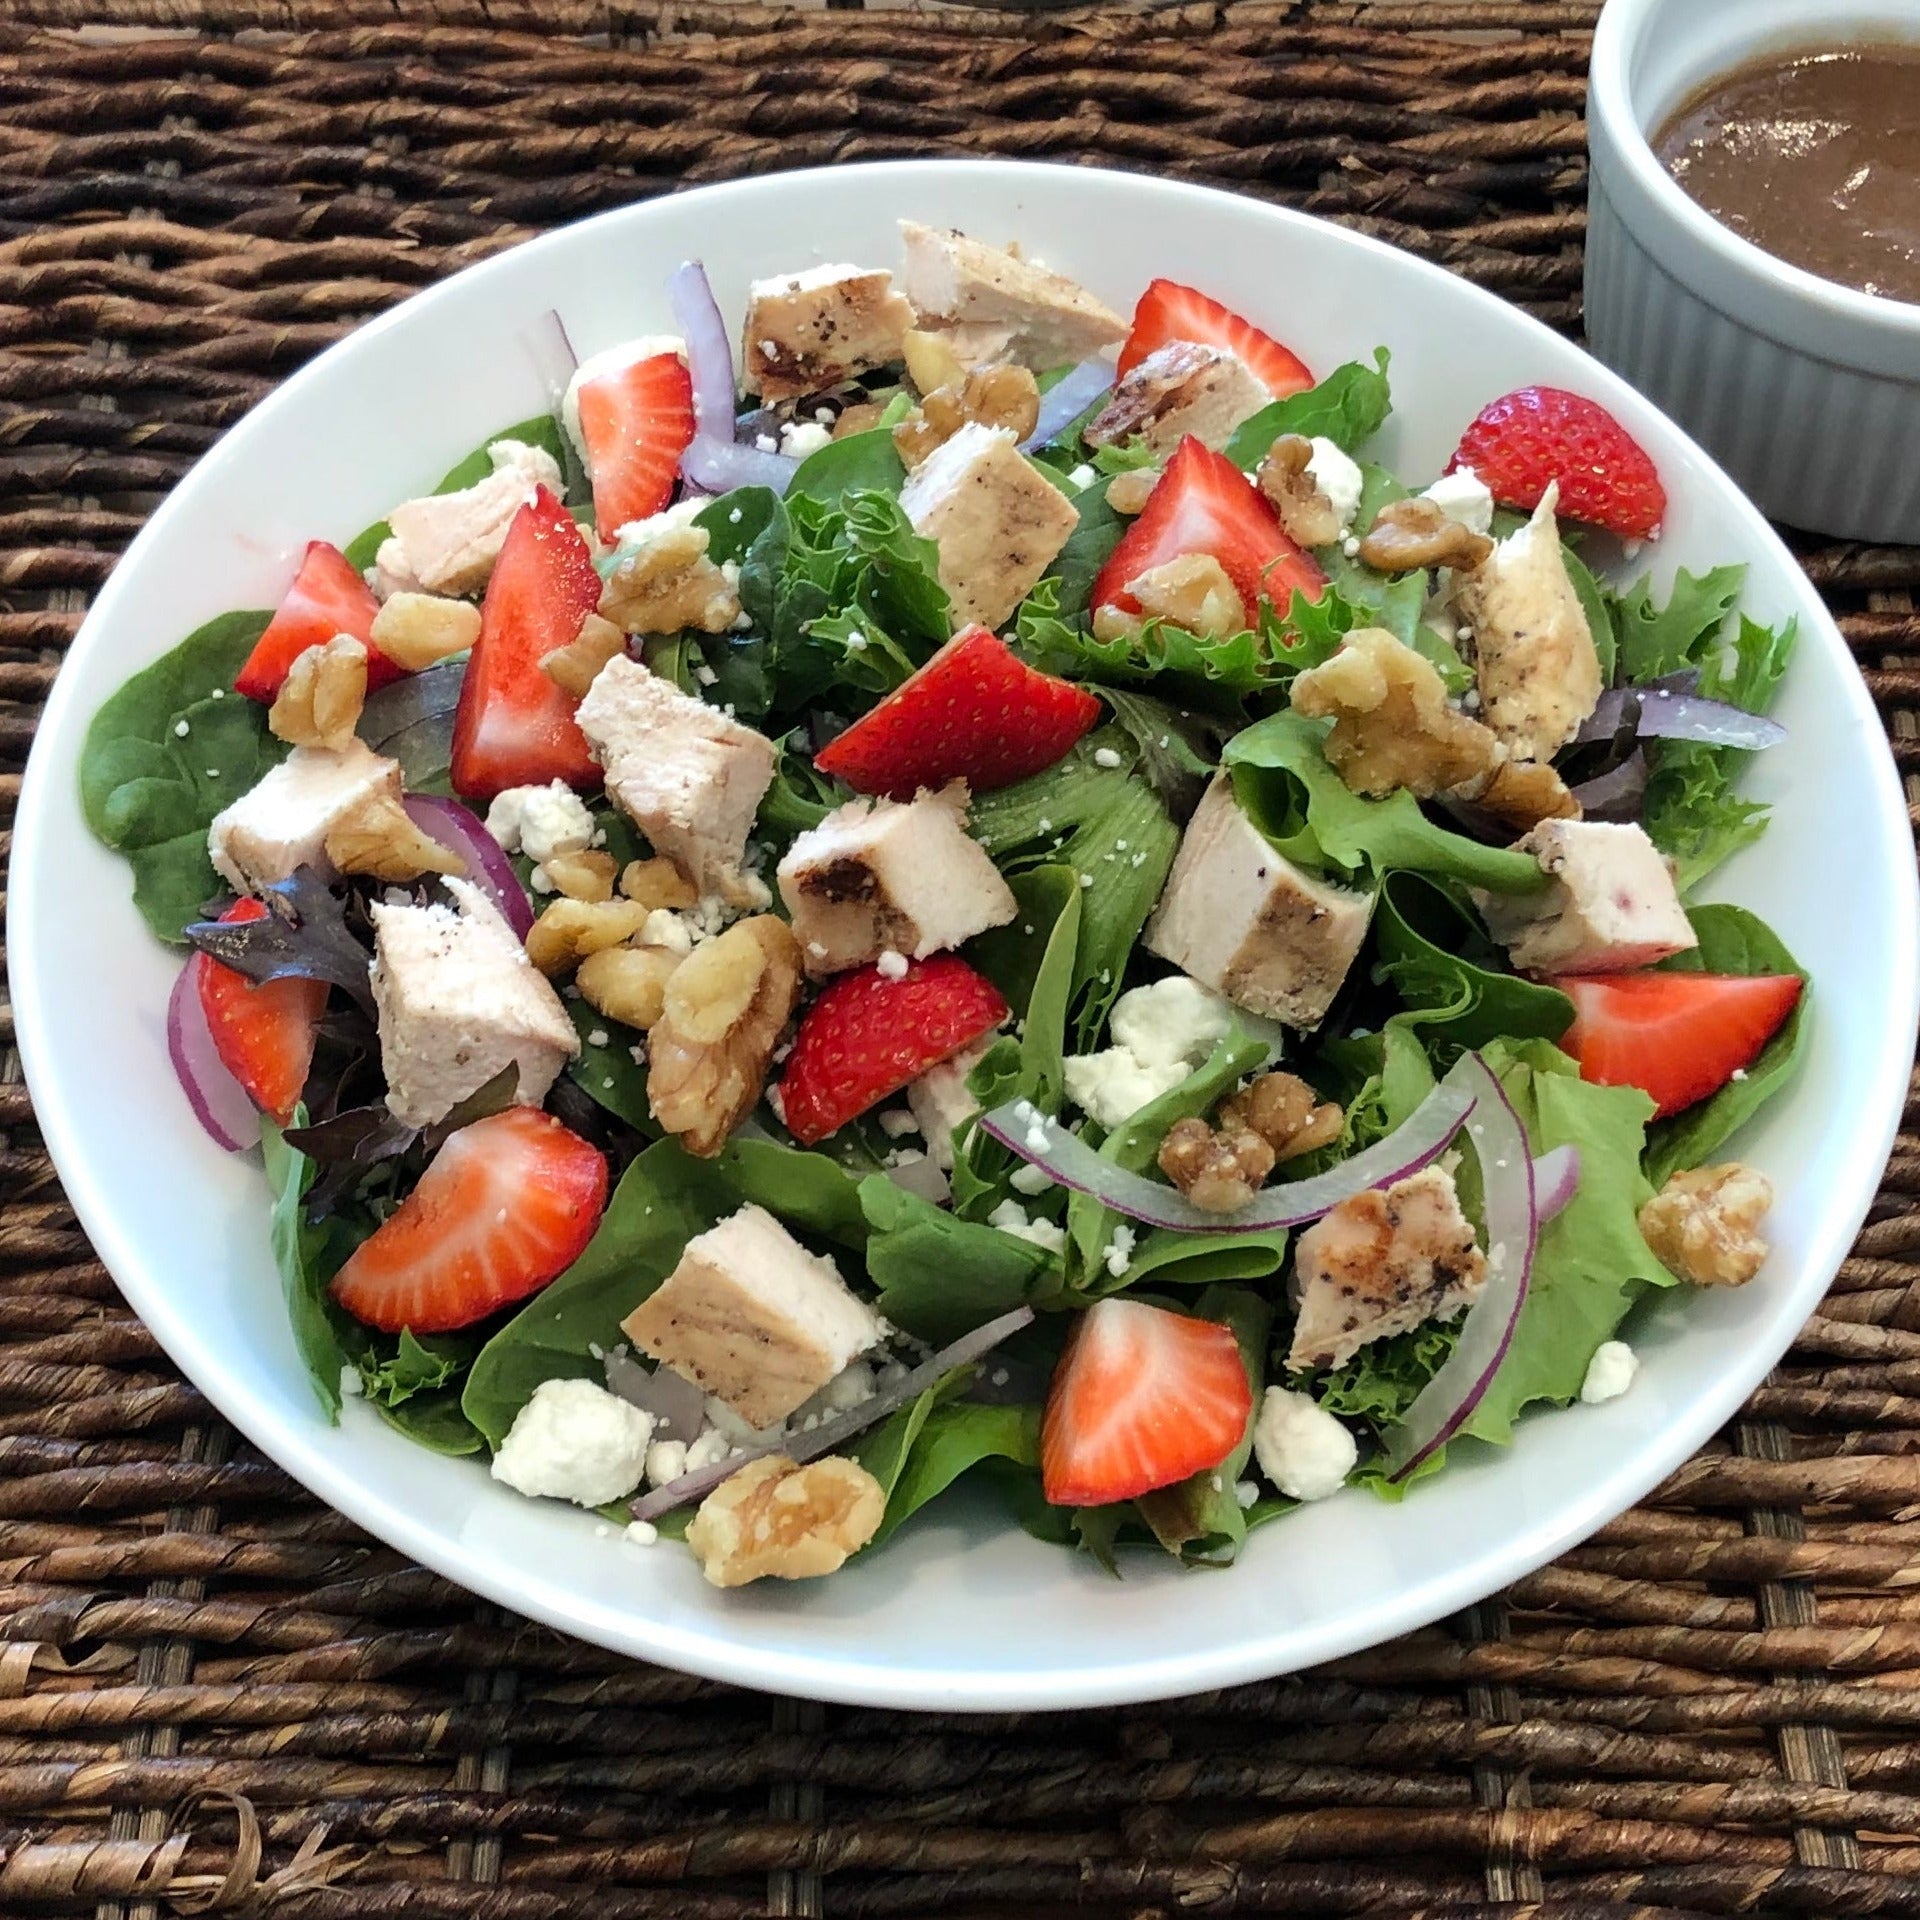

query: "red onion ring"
left=1020, top=356, right=1116, bottom=451
left=1577, top=685, right=1784, bottom=751
left=401, top=794, right=533, bottom=939
left=167, top=957, right=259, bottom=1152
left=527, top=308, right=581, bottom=415
left=668, top=260, right=739, bottom=446
left=1533, top=1144, right=1581, bottom=1223
left=977, top=1083, right=1475, bottom=1235
left=604, top=1351, right=708, bottom=1441
left=682, top=432, right=797, bottom=495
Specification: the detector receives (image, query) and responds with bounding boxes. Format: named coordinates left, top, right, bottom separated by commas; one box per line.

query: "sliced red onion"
left=605, top=1351, right=707, bottom=1441
left=668, top=260, right=738, bottom=445
left=1533, top=1144, right=1581, bottom=1223
left=628, top=1306, right=1035, bottom=1521
left=1384, top=1053, right=1536, bottom=1480
left=977, top=1084, right=1475, bottom=1236
left=682, top=432, right=797, bottom=496
left=1569, top=747, right=1648, bottom=822
left=167, top=957, right=258, bottom=1152
left=1577, top=685, right=1784, bottom=751
left=527, top=308, right=581, bottom=413
left=1019, top=356, right=1116, bottom=451
left=401, top=794, right=533, bottom=939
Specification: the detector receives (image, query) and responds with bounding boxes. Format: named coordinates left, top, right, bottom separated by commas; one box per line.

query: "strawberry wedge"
left=330, top=1108, right=608, bottom=1333
left=194, top=900, right=327, bottom=1126
left=777, top=954, right=1008, bottom=1146
left=450, top=487, right=604, bottom=802
left=1117, top=279, right=1314, bottom=398
left=235, top=540, right=404, bottom=703
left=575, top=350, right=696, bottom=535
left=814, top=625, right=1101, bottom=800
left=1091, top=436, right=1324, bottom=618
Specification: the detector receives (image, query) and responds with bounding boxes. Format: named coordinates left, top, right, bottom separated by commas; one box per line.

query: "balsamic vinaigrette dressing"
left=1652, top=42, right=1920, bottom=306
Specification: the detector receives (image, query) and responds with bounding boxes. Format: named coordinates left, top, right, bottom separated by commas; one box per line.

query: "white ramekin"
left=1586, top=0, right=1920, bottom=543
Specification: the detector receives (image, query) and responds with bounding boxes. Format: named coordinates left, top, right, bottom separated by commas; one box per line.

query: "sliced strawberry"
left=450, top=488, right=603, bottom=803
left=1090, top=436, right=1325, bottom=618
left=330, top=1108, right=608, bottom=1334
left=814, top=625, right=1101, bottom=800
left=1560, top=970, right=1803, bottom=1120
left=1041, top=1297, right=1253, bottom=1509
left=193, top=899, right=327, bottom=1126
left=577, top=351, right=696, bottom=535
left=778, top=955, right=1008, bottom=1146
left=235, top=540, right=403, bottom=703
left=1117, top=279, right=1314, bottom=399
left=1448, top=386, right=1667, bottom=542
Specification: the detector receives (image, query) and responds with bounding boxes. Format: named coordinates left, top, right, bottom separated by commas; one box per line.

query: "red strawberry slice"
left=450, top=487, right=604, bottom=802
left=1117, top=279, right=1314, bottom=399
left=777, top=954, right=1008, bottom=1146
left=330, top=1107, right=608, bottom=1334
left=1041, top=1297, right=1254, bottom=1508
left=1090, top=436, right=1325, bottom=618
left=235, top=540, right=403, bottom=703
left=1448, top=386, right=1668, bottom=542
left=1560, top=970, right=1803, bottom=1120
left=814, top=625, right=1101, bottom=800
left=194, top=899, right=327, bottom=1126
left=576, top=350, right=696, bottom=535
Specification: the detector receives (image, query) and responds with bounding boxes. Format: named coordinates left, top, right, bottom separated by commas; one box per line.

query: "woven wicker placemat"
left=3, top=3, right=1918, bottom=1914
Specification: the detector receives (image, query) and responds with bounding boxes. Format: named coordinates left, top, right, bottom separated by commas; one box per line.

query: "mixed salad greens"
left=81, top=225, right=1808, bottom=1588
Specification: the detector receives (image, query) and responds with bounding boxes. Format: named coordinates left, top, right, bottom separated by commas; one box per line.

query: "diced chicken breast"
left=776, top=784, right=1017, bottom=977
left=620, top=1203, right=885, bottom=1428
left=375, top=439, right=564, bottom=599
left=1454, top=482, right=1603, bottom=761
left=208, top=738, right=403, bottom=893
left=1475, top=820, right=1698, bottom=975
left=899, top=422, right=1080, bottom=632
left=1288, top=1166, right=1488, bottom=1372
left=1145, top=775, right=1374, bottom=1029
left=740, top=263, right=915, bottom=401
left=1082, top=342, right=1271, bottom=456
left=898, top=222, right=1126, bottom=367
left=905, top=1035, right=995, bottom=1171
left=574, top=656, right=777, bottom=903
left=369, top=877, right=580, bottom=1127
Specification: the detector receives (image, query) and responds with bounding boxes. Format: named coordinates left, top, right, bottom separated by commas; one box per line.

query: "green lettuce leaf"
left=858, top=1174, right=1058, bottom=1343
left=262, top=1112, right=359, bottom=1423
left=1221, top=351, right=1393, bottom=468
left=1611, top=564, right=1746, bottom=683
left=858, top=1389, right=1043, bottom=1547
left=784, top=424, right=908, bottom=506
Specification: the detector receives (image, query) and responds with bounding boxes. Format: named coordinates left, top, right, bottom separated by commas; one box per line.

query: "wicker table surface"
left=3, top=3, right=1919, bottom=1914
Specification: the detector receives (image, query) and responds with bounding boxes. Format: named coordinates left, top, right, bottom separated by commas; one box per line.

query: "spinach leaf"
left=1221, top=351, right=1393, bottom=468
left=859, top=1174, right=1057, bottom=1342
left=1645, top=905, right=1809, bottom=1185
left=1562, top=542, right=1617, bottom=686
left=1225, top=709, right=1543, bottom=896
left=785, top=426, right=909, bottom=506
left=79, top=610, right=283, bottom=941
left=376, top=1388, right=485, bottom=1456
left=966, top=864, right=1082, bottom=1020
left=1047, top=480, right=1128, bottom=618
left=865, top=1402, right=1042, bottom=1547
left=262, top=1113, right=358, bottom=1422
left=563, top=998, right=658, bottom=1137
left=1312, top=463, right=1426, bottom=647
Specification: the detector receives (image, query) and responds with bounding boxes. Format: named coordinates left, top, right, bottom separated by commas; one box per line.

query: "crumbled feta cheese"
left=640, top=908, right=696, bottom=956
left=624, top=1520, right=659, bottom=1547
left=684, top=1428, right=734, bottom=1472
left=586, top=1028, right=609, bottom=1048
left=694, top=663, right=719, bottom=687
left=485, top=781, right=597, bottom=866
left=644, top=1437, right=689, bottom=1487
left=490, top=1378, right=654, bottom=1508
left=987, top=1199, right=1068, bottom=1256
left=1305, top=437, right=1365, bottom=534
left=174, top=719, right=190, bottom=738
left=1063, top=975, right=1238, bottom=1130
left=1252, top=1386, right=1356, bottom=1502
left=779, top=419, right=833, bottom=459
left=1341, top=534, right=1362, bottom=559
left=1092, top=746, right=1123, bottom=769
left=1069, top=462, right=1097, bottom=488
left=877, top=1108, right=920, bottom=1139
left=876, top=948, right=909, bottom=980
left=339, top=1365, right=363, bottom=1398
left=1579, top=1340, right=1638, bottom=1405
left=1010, top=1161, right=1055, bottom=1196
left=1420, top=464, right=1496, bottom=538
left=1102, top=1223, right=1137, bottom=1279
left=1235, top=1479, right=1259, bottom=1510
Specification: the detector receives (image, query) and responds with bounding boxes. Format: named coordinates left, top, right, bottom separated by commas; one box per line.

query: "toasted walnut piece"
left=269, top=635, right=368, bottom=750
left=1638, top=1163, right=1774, bottom=1287
left=1105, top=467, right=1160, bottom=516
left=1291, top=626, right=1500, bottom=799
left=525, top=898, right=658, bottom=976
left=1256, top=434, right=1343, bottom=550
left=832, top=401, right=887, bottom=441
left=1157, top=1115, right=1276, bottom=1214
left=1358, top=497, right=1495, bottom=574
left=1464, top=754, right=1583, bottom=831
left=648, top=916, right=803, bottom=1156
left=369, top=591, right=482, bottom=672
left=902, top=328, right=968, bottom=398
left=576, top=943, right=682, bottom=1031
left=685, top=1453, right=885, bottom=1589
left=661, top=920, right=768, bottom=1044
left=620, top=856, right=700, bottom=910
left=1219, top=1072, right=1344, bottom=1163
left=543, top=849, right=618, bottom=903
left=598, top=525, right=741, bottom=637
left=323, top=789, right=465, bottom=883
left=542, top=612, right=629, bottom=699
left=1127, top=554, right=1246, bottom=640
left=892, top=364, right=1041, bottom=470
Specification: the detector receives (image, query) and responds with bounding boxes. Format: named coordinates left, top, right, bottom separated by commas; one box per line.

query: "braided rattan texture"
left=2, top=3, right=1918, bottom=1914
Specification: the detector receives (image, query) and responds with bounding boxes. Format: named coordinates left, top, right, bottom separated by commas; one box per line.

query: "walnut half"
left=269, top=635, right=367, bottom=751
left=1256, top=434, right=1342, bottom=550
left=1093, top=554, right=1246, bottom=647
left=1357, top=497, right=1494, bottom=574
left=1639, top=1163, right=1773, bottom=1287
left=893, top=364, right=1040, bottom=470
left=1219, top=1072, right=1344, bottom=1162
left=1158, top=1116, right=1275, bottom=1214
left=323, top=790, right=464, bottom=884
left=648, top=916, right=802, bottom=1156
left=686, top=1454, right=886, bottom=1589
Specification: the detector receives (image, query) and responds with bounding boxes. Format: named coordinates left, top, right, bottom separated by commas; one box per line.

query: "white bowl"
left=1586, top=0, right=1920, bottom=542
left=13, top=160, right=1918, bottom=1711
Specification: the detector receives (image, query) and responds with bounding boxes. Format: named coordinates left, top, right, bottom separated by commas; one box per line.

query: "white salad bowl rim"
left=13, top=158, right=1918, bottom=1711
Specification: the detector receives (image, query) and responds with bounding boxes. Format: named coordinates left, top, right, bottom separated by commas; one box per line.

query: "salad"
left=80, top=223, right=1808, bottom=1589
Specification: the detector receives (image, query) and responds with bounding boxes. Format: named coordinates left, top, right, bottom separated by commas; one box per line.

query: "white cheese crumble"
left=1420, top=464, right=1496, bottom=538
left=1579, top=1340, right=1638, bottom=1405
left=1305, top=437, right=1365, bottom=534
left=1101, top=1223, right=1137, bottom=1279
left=490, top=1378, right=654, bottom=1508
left=624, top=1520, right=659, bottom=1547
left=1063, top=975, right=1237, bottom=1131
left=1092, top=746, right=1123, bottom=769
left=987, top=1199, right=1068, bottom=1256
left=644, top=1437, right=689, bottom=1487
left=1252, top=1386, right=1356, bottom=1502
left=485, top=781, right=596, bottom=866
left=779, top=419, right=833, bottom=459
left=876, top=948, right=909, bottom=980
left=1009, top=1161, right=1055, bottom=1196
